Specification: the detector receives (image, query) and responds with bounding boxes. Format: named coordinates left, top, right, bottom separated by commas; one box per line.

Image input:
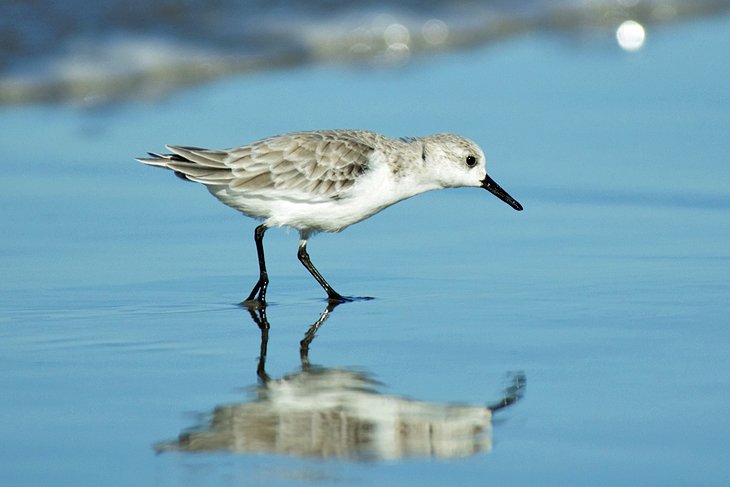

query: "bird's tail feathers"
left=135, top=146, right=234, bottom=185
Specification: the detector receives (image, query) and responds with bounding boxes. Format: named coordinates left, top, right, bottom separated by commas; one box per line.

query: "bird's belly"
left=209, top=186, right=392, bottom=234
left=208, top=165, right=429, bottom=234
left=268, top=197, right=392, bottom=233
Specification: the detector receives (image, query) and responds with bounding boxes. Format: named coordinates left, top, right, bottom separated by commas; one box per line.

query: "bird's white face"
left=423, top=134, right=487, bottom=188
left=423, top=133, right=523, bottom=211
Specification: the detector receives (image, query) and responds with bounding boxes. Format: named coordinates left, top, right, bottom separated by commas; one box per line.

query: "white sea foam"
left=1, top=0, right=727, bottom=104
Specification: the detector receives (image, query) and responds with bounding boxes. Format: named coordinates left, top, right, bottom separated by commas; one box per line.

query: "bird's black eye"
left=465, top=155, right=477, bottom=168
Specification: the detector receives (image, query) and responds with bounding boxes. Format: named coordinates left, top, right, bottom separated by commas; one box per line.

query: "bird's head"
left=421, top=134, right=523, bottom=211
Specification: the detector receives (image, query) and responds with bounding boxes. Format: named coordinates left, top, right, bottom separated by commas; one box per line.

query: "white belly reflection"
left=155, top=303, right=524, bottom=461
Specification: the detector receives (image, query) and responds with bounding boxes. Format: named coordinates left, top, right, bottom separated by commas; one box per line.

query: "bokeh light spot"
left=616, top=20, right=646, bottom=52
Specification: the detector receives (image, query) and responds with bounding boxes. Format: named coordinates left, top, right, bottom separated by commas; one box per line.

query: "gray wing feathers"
left=138, top=132, right=374, bottom=198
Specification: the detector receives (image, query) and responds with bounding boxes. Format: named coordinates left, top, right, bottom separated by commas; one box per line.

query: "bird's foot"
left=241, top=297, right=266, bottom=309
left=243, top=277, right=268, bottom=308
left=326, top=293, right=374, bottom=304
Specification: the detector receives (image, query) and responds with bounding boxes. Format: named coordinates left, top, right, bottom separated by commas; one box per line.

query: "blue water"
left=3, top=0, right=730, bottom=104
left=2, top=9, right=730, bottom=487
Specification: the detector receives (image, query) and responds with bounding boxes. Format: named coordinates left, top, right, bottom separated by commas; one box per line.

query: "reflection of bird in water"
left=155, top=303, right=525, bottom=460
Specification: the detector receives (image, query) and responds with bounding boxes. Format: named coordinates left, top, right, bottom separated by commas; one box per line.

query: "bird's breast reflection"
left=155, top=303, right=525, bottom=461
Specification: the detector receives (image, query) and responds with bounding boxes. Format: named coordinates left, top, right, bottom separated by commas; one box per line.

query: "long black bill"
left=481, top=174, right=523, bottom=211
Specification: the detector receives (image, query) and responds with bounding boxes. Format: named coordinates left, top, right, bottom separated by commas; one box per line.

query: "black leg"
left=245, top=224, right=269, bottom=304
left=297, top=239, right=346, bottom=302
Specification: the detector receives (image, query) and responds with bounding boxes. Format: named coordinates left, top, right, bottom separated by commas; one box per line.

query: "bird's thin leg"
left=245, top=225, right=269, bottom=303
left=297, top=238, right=346, bottom=302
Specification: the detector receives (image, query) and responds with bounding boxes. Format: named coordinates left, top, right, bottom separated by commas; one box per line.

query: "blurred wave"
left=2, top=0, right=729, bottom=105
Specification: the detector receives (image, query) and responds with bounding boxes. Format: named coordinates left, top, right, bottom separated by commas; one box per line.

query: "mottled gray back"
left=226, top=131, right=375, bottom=196
left=152, top=130, right=382, bottom=199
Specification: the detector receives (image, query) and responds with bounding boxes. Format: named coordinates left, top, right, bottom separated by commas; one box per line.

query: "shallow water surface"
left=1, top=12, right=730, bottom=487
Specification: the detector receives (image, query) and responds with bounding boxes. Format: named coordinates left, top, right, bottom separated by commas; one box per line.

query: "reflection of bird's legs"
left=300, top=302, right=341, bottom=368
left=246, top=304, right=271, bottom=383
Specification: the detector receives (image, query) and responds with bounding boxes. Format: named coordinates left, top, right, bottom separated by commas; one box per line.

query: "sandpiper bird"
left=137, top=130, right=523, bottom=303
